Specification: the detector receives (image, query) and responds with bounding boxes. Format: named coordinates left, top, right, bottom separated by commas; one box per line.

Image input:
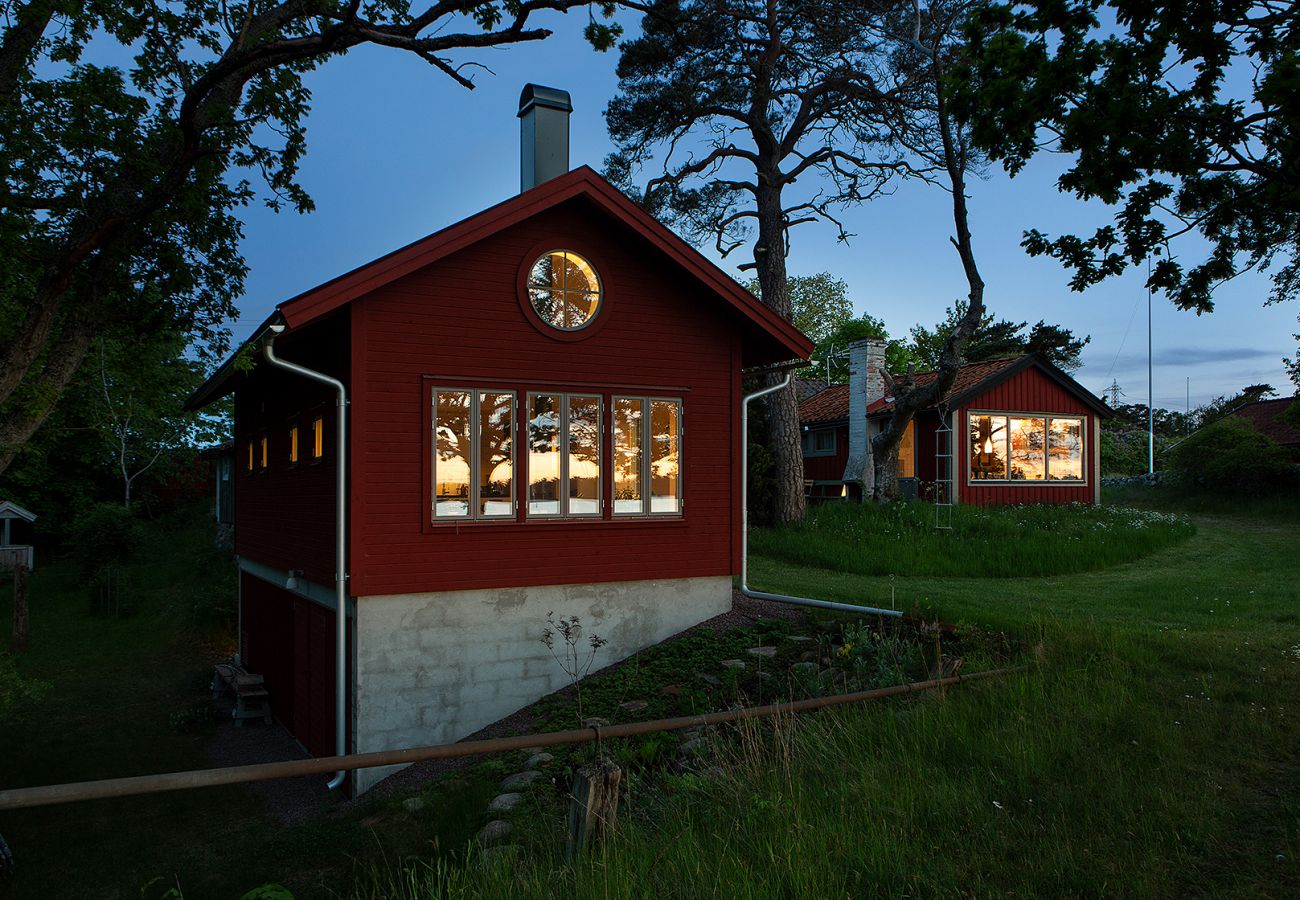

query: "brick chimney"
left=518, top=84, right=572, bottom=192
left=842, top=337, right=887, bottom=491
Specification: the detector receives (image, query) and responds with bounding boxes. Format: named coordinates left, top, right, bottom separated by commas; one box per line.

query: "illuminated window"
left=258, top=434, right=268, bottom=471
left=289, top=425, right=299, bottom=464
left=527, top=250, right=602, bottom=331
left=968, top=413, right=1084, bottom=482
left=614, top=397, right=683, bottom=516
left=897, top=420, right=916, bottom=478
left=247, top=441, right=254, bottom=473
left=527, top=394, right=601, bottom=517
left=432, top=389, right=515, bottom=519
left=312, top=417, right=324, bottom=460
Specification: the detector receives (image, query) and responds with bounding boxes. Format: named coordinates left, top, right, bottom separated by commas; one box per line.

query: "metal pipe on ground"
left=741, top=366, right=903, bottom=618
left=262, top=325, right=349, bottom=791
left=0, top=667, right=1022, bottom=811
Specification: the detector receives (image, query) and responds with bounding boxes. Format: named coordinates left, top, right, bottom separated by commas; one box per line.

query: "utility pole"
left=1147, top=259, right=1154, bottom=474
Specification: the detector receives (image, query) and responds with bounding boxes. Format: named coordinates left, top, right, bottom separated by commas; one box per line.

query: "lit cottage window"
left=969, top=413, right=1084, bottom=482
left=527, top=394, right=602, bottom=517
left=527, top=250, right=602, bottom=331
left=433, top=389, right=515, bottom=518
left=614, top=397, right=682, bottom=515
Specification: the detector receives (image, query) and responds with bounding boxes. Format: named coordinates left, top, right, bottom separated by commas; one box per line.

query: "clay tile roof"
left=797, top=356, right=1025, bottom=424
left=1233, top=398, right=1300, bottom=447
left=799, top=383, right=850, bottom=424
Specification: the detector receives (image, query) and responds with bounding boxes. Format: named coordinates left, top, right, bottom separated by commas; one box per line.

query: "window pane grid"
left=433, top=389, right=516, bottom=520
left=528, top=251, right=602, bottom=331
left=614, top=396, right=683, bottom=516
left=968, top=413, right=1085, bottom=483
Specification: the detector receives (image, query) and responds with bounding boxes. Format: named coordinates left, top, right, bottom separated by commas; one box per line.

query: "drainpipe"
left=263, top=324, right=350, bottom=791
left=742, top=368, right=902, bottom=618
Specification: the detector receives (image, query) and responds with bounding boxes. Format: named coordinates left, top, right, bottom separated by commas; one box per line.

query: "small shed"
left=0, top=500, right=37, bottom=571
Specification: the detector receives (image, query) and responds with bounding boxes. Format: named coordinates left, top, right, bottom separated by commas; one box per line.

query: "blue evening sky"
left=230, top=11, right=1293, bottom=410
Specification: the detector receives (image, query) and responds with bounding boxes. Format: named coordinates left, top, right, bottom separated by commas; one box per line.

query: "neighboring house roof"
left=797, top=354, right=1111, bottom=426
left=794, top=377, right=831, bottom=405
left=188, top=166, right=812, bottom=410
left=799, top=383, right=850, bottom=425
left=1233, top=397, right=1300, bottom=447
left=0, top=500, right=36, bottom=522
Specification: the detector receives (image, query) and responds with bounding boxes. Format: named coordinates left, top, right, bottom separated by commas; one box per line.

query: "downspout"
left=742, top=368, right=902, bottom=618
left=263, top=324, right=350, bottom=790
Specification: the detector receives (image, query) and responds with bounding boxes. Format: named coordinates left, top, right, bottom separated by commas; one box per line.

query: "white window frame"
left=612, top=395, right=684, bottom=517
left=965, top=410, right=1087, bottom=485
left=431, top=387, right=517, bottom=520
left=526, top=392, right=603, bottom=519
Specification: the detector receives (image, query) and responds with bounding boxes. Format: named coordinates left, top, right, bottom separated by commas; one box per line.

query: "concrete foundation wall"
left=352, top=575, right=731, bottom=793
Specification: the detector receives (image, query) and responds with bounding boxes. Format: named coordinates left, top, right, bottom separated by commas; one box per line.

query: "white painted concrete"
left=351, top=574, right=731, bottom=793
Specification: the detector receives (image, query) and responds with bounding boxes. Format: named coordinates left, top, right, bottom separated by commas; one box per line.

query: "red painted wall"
left=233, top=313, right=349, bottom=586
left=956, top=366, right=1098, bottom=506
left=240, top=571, right=352, bottom=758
left=802, top=423, right=848, bottom=484
left=348, top=197, right=743, bottom=597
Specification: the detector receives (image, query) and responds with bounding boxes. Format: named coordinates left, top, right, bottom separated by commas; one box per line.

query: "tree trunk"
left=11, top=563, right=30, bottom=653
left=0, top=317, right=94, bottom=476
left=753, top=183, right=806, bottom=526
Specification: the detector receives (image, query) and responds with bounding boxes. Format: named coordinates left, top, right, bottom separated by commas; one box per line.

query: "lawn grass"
left=2, top=494, right=1298, bottom=898
left=749, top=498, right=1197, bottom=578
left=373, top=488, right=1300, bottom=898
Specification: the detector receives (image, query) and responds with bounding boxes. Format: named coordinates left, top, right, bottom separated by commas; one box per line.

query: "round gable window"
left=527, top=250, right=602, bottom=331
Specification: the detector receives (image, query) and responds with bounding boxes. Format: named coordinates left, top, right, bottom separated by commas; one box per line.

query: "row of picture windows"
left=433, top=390, right=682, bottom=520
left=245, top=417, right=325, bottom=472
left=968, top=413, right=1084, bottom=482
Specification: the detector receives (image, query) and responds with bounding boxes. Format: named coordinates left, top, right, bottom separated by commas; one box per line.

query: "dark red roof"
left=798, top=357, right=1024, bottom=424
left=189, top=166, right=812, bottom=410
left=1234, top=398, right=1300, bottom=447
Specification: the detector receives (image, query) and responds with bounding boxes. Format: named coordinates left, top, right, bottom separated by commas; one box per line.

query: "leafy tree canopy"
left=955, top=0, right=1300, bottom=314
left=746, top=273, right=854, bottom=345
left=909, top=302, right=1090, bottom=370
left=0, top=1, right=619, bottom=475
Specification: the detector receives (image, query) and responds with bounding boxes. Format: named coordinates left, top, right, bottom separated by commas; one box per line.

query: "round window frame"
left=517, top=242, right=610, bottom=342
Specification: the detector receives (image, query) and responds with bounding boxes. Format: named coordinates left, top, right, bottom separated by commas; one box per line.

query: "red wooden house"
left=799, top=339, right=1109, bottom=505
left=188, top=85, right=811, bottom=792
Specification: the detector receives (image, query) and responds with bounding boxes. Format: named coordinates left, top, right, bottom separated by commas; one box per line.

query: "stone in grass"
left=583, top=717, right=611, bottom=728
left=500, top=770, right=543, bottom=791
left=720, top=659, right=746, bottom=670
left=787, top=635, right=814, bottom=643
left=477, top=820, right=513, bottom=845
left=696, top=672, right=722, bottom=687
left=679, top=738, right=705, bottom=757
left=746, top=646, right=778, bottom=658
left=489, top=792, right=524, bottom=812
left=619, top=700, right=649, bottom=713
left=401, top=797, right=426, bottom=813
left=660, top=684, right=684, bottom=696
left=524, top=752, right=554, bottom=770
left=791, top=661, right=819, bottom=677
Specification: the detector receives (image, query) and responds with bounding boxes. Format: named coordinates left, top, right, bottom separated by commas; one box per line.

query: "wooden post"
left=11, top=563, right=29, bottom=653
left=565, top=758, right=621, bottom=861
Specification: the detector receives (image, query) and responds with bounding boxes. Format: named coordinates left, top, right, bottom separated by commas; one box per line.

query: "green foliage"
left=1099, top=428, right=1162, bottom=477
left=751, top=500, right=1195, bottom=578
left=746, top=272, right=853, bottom=344
left=1166, top=415, right=1294, bottom=495
left=1283, top=397, right=1300, bottom=431
left=69, top=501, right=146, bottom=579
left=809, top=313, right=919, bottom=384
left=910, top=301, right=1089, bottom=371
left=0, top=652, right=49, bottom=721
left=955, top=1, right=1300, bottom=312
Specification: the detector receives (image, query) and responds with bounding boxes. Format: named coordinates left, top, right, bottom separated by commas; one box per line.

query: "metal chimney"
left=518, top=84, right=572, bottom=192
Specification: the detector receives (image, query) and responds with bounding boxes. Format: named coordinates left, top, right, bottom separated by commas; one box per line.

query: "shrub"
left=0, top=652, right=49, bottom=721
left=1166, top=415, right=1293, bottom=494
left=69, top=501, right=145, bottom=578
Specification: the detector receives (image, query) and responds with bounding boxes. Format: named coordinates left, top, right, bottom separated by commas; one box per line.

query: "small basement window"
left=527, top=250, right=602, bottom=331
left=433, top=389, right=516, bottom=519
left=288, top=425, right=299, bottom=465
left=311, top=416, right=324, bottom=461
left=258, top=434, right=268, bottom=472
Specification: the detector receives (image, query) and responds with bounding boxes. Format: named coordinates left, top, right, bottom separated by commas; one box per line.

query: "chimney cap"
left=518, top=84, right=573, bottom=117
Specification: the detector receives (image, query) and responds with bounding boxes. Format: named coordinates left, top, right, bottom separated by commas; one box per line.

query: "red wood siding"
left=801, top=423, right=848, bottom=483
left=349, top=197, right=742, bottom=597
left=233, top=313, right=349, bottom=586
left=955, top=366, right=1098, bottom=506
left=240, top=571, right=352, bottom=758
